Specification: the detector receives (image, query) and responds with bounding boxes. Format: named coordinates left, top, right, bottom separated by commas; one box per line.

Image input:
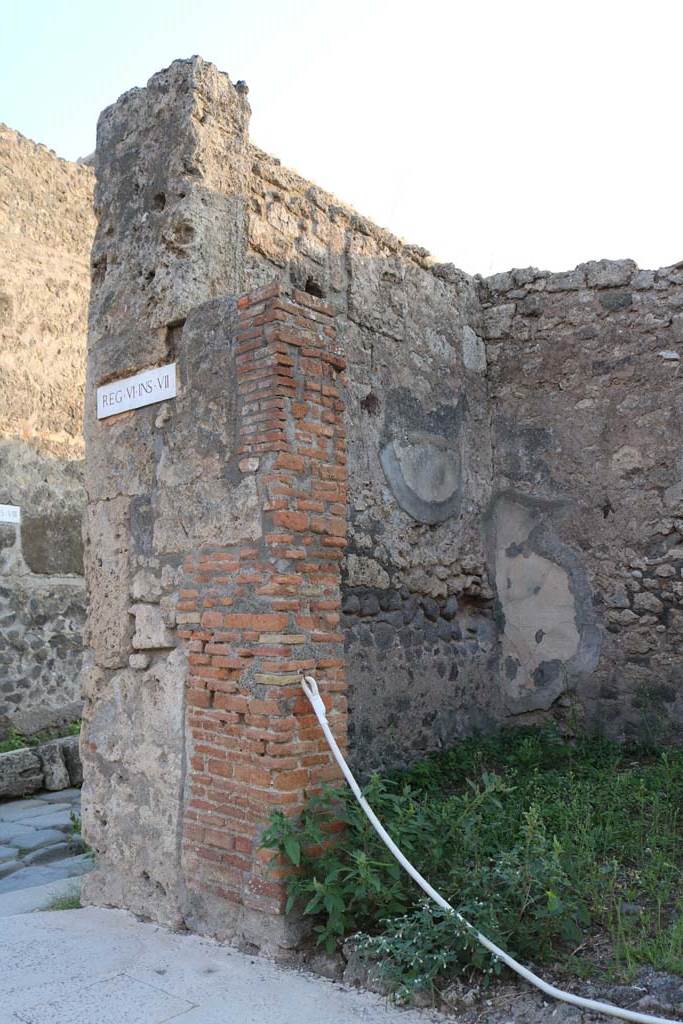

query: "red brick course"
left=179, top=284, right=347, bottom=918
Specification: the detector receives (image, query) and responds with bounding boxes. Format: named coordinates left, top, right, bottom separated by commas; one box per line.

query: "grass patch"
left=261, top=727, right=683, bottom=1002
left=0, top=720, right=81, bottom=754
left=43, top=891, right=81, bottom=911
left=0, top=728, right=28, bottom=754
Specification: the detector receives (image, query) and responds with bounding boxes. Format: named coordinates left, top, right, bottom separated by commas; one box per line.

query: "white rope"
left=301, top=675, right=681, bottom=1024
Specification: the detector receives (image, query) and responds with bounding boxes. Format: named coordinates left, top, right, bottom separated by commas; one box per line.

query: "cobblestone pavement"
left=0, top=789, right=92, bottom=905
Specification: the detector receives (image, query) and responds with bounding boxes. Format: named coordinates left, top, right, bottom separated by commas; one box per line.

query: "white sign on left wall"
left=97, top=362, right=177, bottom=420
left=0, top=505, right=21, bottom=524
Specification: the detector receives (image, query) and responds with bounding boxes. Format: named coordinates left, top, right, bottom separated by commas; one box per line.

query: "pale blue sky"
left=2, top=0, right=681, bottom=275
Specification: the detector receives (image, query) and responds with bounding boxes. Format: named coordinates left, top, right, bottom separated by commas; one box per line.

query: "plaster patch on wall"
left=382, top=432, right=462, bottom=528
left=378, top=388, right=468, bottom=525
left=489, top=494, right=600, bottom=713
left=380, top=434, right=462, bottom=524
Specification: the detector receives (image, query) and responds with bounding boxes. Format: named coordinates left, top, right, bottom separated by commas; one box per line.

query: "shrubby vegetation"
left=262, top=728, right=683, bottom=1002
left=0, top=719, right=80, bottom=754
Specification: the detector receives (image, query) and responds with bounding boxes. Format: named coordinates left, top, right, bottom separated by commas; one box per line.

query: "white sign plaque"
left=97, top=363, right=177, bottom=420
left=0, top=504, right=21, bottom=524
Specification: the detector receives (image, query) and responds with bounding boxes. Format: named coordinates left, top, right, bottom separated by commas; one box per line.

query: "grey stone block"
left=0, top=821, right=37, bottom=843
left=0, top=823, right=36, bottom=847
left=37, top=739, right=71, bottom=791
left=39, top=787, right=81, bottom=804
left=0, top=799, right=69, bottom=821
left=9, top=828, right=65, bottom=854
left=0, top=852, right=92, bottom=895
left=23, top=840, right=77, bottom=866
left=61, top=736, right=83, bottom=787
left=21, top=810, right=73, bottom=832
left=0, top=748, right=43, bottom=799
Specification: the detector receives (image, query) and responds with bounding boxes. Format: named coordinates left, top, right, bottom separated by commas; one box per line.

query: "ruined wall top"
left=91, top=58, right=470, bottom=323
left=0, top=124, right=94, bottom=257
left=0, top=123, right=94, bottom=455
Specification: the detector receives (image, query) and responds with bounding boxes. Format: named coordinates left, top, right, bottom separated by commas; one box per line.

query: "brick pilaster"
left=178, top=283, right=348, bottom=926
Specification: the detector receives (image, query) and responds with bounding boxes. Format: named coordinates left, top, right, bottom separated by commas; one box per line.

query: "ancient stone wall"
left=80, top=56, right=682, bottom=948
left=0, top=125, right=94, bottom=737
left=82, top=278, right=348, bottom=944
left=481, top=260, right=683, bottom=742
left=80, top=56, right=500, bottom=945
left=245, top=95, right=497, bottom=775
left=83, top=57, right=500, bottom=781
left=80, top=64, right=350, bottom=944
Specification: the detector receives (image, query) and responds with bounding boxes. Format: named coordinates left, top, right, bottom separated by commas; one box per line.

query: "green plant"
left=0, top=719, right=81, bottom=754
left=0, top=728, right=28, bottom=754
left=261, top=726, right=683, bottom=994
left=355, top=903, right=497, bottom=1004
left=261, top=775, right=424, bottom=951
left=43, top=891, right=81, bottom=911
left=70, top=810, right=81, bottom=835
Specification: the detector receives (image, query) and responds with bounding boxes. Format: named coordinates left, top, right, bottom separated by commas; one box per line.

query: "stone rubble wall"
left=244, top=92, right=496, bottom=774
left=481, top=260, right=683, bottom=741
left=6, top=53, right=682, bottom=786
left=84, top=57, right=498, bottom=782
left=0, top=125, right=94, bottom=737
left=79, top=55, right=682, bottom=948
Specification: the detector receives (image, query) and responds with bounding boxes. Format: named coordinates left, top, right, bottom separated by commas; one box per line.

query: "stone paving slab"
left=1, top=907, right=444, bottom=1024
left=0, top=854, right=92, bottom=895
left=19, top=811, right=73, bottom=832
left=34, top=789, right=81, bottom=804
left=0, top=875, right=82, bottom=917
left=23, top=841, right=76, bottom=866
left=0, top=801, right=71, bottom=823
left=0, top=823, right=39, bottom=844
left=7, top=829, right=65, bottom=854
left=0, top=799, right=54, bottom=822
left=0, top=790, right=88, bottom=895
left=1, top=831, right=42, bottom=851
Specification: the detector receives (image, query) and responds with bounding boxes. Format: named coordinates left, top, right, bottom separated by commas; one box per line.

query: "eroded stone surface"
left=36, top=740, right=71, bottom=791
left=84, top=497, right=131, bottom=669
left=81, top=648, right=188, bottom=927
left=0, top=748, right=43, bottom=798
left=0, top=125, right=93, bottom=737
left=0, top=736, right=83, bottom=799
left=483, top=260, right=683, bottom=740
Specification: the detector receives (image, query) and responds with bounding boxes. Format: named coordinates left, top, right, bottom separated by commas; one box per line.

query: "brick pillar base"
left=178, top=284, right=348, bottom=947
